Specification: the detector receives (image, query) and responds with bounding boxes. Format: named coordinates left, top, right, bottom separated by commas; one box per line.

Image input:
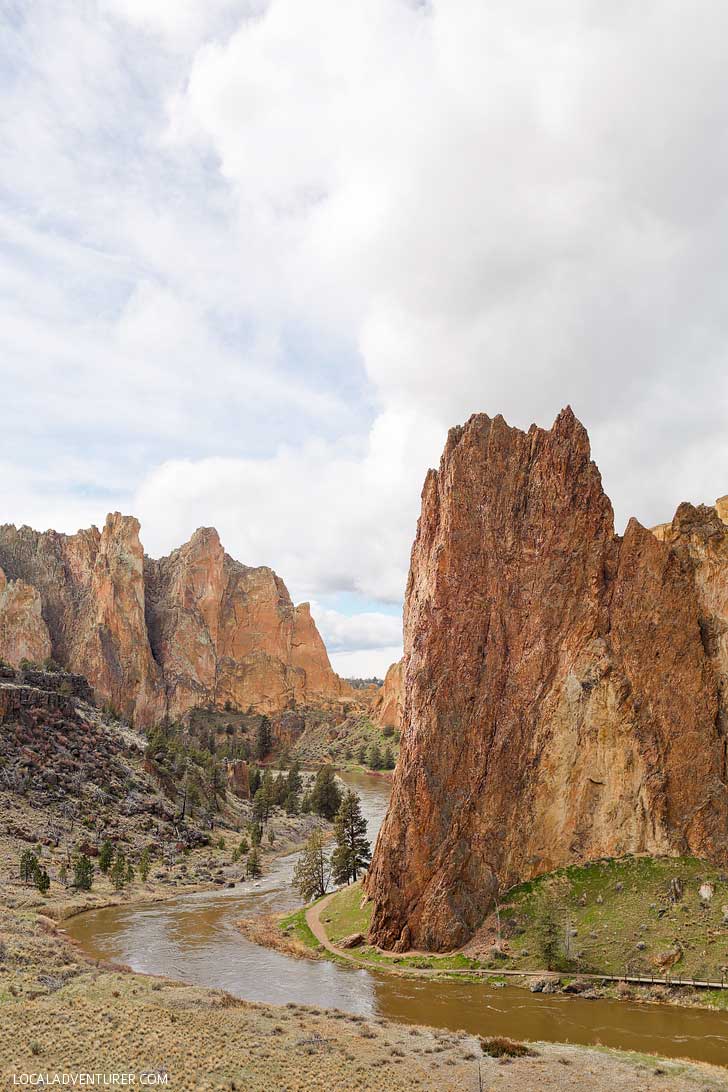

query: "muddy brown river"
left=65, top=771, right=728, bottom=1067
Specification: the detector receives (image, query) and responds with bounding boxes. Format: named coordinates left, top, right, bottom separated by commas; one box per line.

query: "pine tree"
left=246, top=846, right=262, bottom=878
left=271, top=773, right=288, bottom=806
left=126, top=861, right=135, bottom=884
left=252, top=772, right=274, bottom=825
left=331, top=790, right=371, bottom=886
left=255, top=715, right=272, bottom=760
left=139, top=848, right=151, bottom=882
left=357, top=744, right=367, bottom=766
left=382, top=745, right=395, bottom=770
left=292, top=829, right=330, bottom=901
left=249, top=766, right=262, bottom=797
left=110, top=850, right=127, bottom=891
left=286, top=760, right=303, bottom=797
left=99, top=840, right=114, bottom=873
left=310, top=765, right=342, bottom=820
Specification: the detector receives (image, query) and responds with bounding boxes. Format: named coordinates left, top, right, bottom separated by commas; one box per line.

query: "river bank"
left=49, top=772, right=728, bottom=1074
left=2, top=901, right=727, bottom=1091
left=241, top=879, right=728, bottom=1016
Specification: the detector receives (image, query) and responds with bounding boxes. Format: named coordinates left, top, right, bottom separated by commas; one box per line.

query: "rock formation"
left=226, top=758, right=251, bottom=800
left=0, top=567, right=51, bottom=668
left=0, top=517, right=349, bottom=728
left=366, top=408, right=728, bottom=952
left=372, top=659, right=403, bottom=731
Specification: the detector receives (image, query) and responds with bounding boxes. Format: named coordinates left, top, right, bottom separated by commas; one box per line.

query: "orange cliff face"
left=0, top=517, right=350, bottom=727
left=0, top=566, right=51, bottom=668
left=366, top=409, right=728, bottom=953
left=372, top=659, right=403, bottom=731
left=145, top=528, right=352, bottom=720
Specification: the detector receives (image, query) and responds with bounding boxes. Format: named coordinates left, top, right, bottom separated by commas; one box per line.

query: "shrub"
left=480, top=1037, right=535, bottom=1058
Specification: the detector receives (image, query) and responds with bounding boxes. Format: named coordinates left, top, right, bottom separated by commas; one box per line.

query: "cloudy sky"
left=3, top=1, right=728, bottom=675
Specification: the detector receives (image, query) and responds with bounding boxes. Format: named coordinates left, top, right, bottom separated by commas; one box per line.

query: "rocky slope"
left=366, top=408, right=728, bottom=952
left=0, top=517, right=349, bottom=727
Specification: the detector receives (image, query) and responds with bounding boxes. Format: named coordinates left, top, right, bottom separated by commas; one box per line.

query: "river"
left=65, top=770, right=728, bottom=1067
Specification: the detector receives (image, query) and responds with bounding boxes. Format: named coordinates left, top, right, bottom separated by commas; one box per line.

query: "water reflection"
left=65, top=771, right=728, bottom=1066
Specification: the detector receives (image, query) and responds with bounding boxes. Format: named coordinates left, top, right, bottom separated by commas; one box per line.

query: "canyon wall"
left=0, top=517, right=349, bottom=727
left=372, top=659, right=403, bottom=731
left=366, top=408, right=728, bottom=952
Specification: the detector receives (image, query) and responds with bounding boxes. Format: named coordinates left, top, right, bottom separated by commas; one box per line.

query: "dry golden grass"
left=1, top=905, right=727, bottom=1091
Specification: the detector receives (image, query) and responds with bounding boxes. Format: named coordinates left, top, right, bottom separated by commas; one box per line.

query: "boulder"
left=338, top=932, right=366, bottom=949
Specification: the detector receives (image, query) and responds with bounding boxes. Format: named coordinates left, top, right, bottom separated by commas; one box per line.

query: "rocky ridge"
left=366, top=408, right=728, bottom=952
left=0, top=516, right=350, bottom=727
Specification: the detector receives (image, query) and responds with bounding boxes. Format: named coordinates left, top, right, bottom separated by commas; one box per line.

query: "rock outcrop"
left=226, top=759, right=251, bottom=800
left=366, top=409, right=728, bottom=952
left=0, top=567, right=51, bottom=668
left=372, top=659, right=403, bottom=731
left=0, top=517, right=349, bottom=728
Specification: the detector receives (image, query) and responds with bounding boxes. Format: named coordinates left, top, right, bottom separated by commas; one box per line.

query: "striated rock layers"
left=0, top=516, right=349, bottom=728
left=366, top=408, right=728, bottom=952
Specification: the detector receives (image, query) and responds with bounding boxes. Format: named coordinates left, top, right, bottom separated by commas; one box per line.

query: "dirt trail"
left=306, top=895, right=728, bottom=992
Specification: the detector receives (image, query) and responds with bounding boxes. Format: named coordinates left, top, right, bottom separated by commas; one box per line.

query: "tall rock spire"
left=366, top=410, right=728, bottom=952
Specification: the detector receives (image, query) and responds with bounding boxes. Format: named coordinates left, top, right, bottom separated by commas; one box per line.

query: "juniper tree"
left=310, top=765, right=342, bottom=820
left=34, top=865, right=50, bottom=894
left=292, top=829, right=330, bottom=902
left=98, top=840, right=114, bottom=873
left=367, top=743, right=382, bottom=770
left=20, top=849, right=38, bottom=884
left=110, top=850, right=127, bottom=891
left=73, top=853, right=94, bottom=891
left=138, top=848, right=151, bottom=882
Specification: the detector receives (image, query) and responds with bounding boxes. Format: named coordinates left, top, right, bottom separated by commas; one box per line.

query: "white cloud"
left=133, top=407, right=445, bottom=603
left=168, top=0, right=728, bottom=530
left=5, top=1, right=728, bottom=674
left=330, top=646, right=403, bottom=680
left=310, top=603, right=402, bottom=654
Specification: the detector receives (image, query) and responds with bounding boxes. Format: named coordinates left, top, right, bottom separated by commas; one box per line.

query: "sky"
left=2, top=1, right=728, bottom=676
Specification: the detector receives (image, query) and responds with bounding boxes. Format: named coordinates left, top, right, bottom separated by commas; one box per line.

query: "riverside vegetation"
left=276, top=859, right=728, bottom=1012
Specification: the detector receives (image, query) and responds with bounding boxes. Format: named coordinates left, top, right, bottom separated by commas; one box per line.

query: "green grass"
left=311, top=859, right=728, bottom=994
left=278, top=906, right=322, bottom=951
left=497, top=855, right=728, bottom=980
left=319, top=882, right=373, bottom=942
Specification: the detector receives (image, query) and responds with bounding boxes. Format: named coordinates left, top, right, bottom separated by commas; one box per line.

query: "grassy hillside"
left=290, top=713, right=399, bottom=771
left=312, top=857, right=728, bottom=988
left=486, top=855, right=728, bottom=982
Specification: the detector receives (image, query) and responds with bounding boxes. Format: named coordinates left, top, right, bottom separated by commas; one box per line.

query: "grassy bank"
left=1, top=903, right=725, bottom=1091
left=287, top=857, right=728, bottom=1011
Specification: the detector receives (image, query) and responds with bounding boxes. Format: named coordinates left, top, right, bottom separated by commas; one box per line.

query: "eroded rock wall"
left=0, top=517, right=348, bottom=727
left=372, top=659, right=403, bottom=731
left=366, top=409, right=728, bottom=952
